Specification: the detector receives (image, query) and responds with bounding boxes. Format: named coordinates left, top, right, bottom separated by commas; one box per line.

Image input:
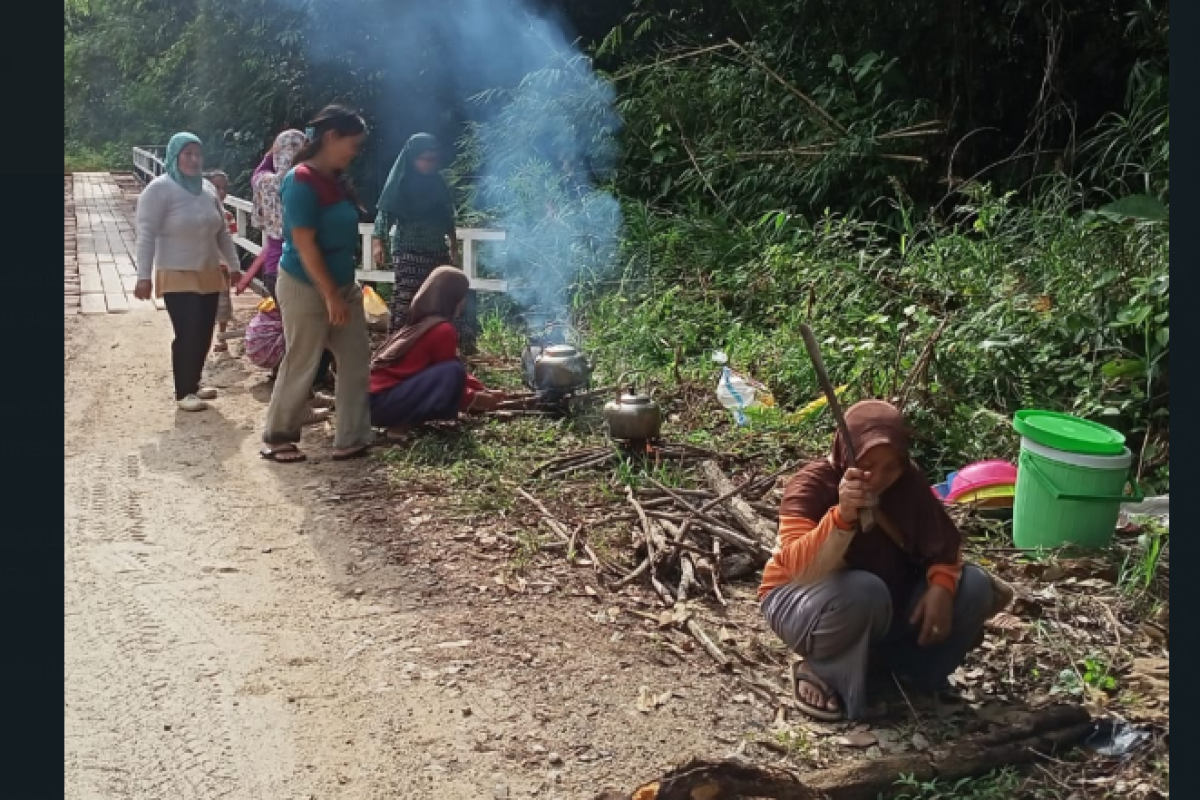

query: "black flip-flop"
left=260, top=445, right=307, bottom=463
left=331, top=446, right=371, bottom=462
left=793, top=667, right=845, bottom=722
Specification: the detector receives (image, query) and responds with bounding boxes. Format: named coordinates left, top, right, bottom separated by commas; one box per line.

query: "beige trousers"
left=263, top=272, right=372, bottom=449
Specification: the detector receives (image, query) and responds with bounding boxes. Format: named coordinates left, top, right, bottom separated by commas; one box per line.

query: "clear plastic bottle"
left=716, top=366, right=756, bottom=426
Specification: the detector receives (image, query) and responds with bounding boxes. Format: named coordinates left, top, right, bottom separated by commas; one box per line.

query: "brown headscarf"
left=370, top=266, right=468, bottom=370
left=779, top=400, right=962, bottom=604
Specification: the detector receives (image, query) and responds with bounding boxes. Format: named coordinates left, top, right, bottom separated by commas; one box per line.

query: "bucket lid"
left=1013, top=410, right=1126, bottom=456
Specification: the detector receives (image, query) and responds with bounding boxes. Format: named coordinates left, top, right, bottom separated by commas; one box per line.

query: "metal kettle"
left=533, top=343, right=590, bottom=390
left=603, top=376, right=662, bottom=440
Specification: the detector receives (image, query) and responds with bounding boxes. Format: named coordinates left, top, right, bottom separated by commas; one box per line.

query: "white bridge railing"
left=132, top=146, right=507, bottom=292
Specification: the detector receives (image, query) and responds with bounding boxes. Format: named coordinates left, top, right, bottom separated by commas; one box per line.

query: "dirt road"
left=64, top=312, right=535, bottom=799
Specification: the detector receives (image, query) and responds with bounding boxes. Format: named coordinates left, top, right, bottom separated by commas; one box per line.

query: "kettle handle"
left=613, top=370, right=647, bottom=403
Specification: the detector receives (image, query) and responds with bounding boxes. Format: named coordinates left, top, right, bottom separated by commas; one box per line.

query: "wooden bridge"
left=62, top=149, right=511, bottom=317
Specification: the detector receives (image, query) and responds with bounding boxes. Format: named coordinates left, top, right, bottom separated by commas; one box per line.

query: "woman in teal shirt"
left=261, top=105, right=373, bottom=463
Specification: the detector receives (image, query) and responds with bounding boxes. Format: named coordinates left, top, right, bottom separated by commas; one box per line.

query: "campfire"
left=531, top=381, right=720, bottom=478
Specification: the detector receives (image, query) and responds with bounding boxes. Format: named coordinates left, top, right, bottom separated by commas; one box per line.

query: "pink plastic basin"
left=945, top=459, right=1017, bottom=502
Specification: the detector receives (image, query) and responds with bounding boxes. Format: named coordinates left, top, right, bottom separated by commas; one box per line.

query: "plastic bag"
left=362, top=285, right=390, bottom=330
left=715, top=366, right=775, bottom=426
left=245, top=306, right=286, bottom=369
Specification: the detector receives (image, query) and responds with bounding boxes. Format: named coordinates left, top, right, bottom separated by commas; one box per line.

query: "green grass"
left=889, top=769, right=1024, bottom=800
left=65, top=142, right=129, bottom=173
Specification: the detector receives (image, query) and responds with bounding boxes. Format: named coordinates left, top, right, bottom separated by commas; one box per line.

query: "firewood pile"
left=516, top=460, right=797, bottom=670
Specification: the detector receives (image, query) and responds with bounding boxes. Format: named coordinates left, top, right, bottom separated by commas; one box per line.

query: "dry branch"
left=603, top=705, right=1093, bottom=800
left=699, top=460, right=776, bottom=546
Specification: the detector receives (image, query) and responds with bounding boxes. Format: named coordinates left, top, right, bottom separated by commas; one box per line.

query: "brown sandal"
left=260, top=444, right=306, bottom=464
left=793, top=665, right=845, bottom=722
left=331, top=445, right=371, bottom=461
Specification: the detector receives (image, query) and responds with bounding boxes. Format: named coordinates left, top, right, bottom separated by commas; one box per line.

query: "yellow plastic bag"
left=362, top=285, right=390, bottom=330
left=362, top=286, right=388, bottom=317
left=256, top=296, right=277, bottom=313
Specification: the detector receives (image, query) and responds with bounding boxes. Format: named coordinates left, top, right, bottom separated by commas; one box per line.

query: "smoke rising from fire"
left=296, top=0, right=624, bottom=319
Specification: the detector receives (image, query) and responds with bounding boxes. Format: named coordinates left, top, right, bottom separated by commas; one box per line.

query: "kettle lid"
left=544, top=344, right=578, bottom=357
left=619, top=391, right=653, bottom=405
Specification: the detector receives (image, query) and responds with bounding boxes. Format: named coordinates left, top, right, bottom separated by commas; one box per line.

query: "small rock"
left=353, top=588, right=365, bottom=597
left=261, top=547, right=273, bottom=554
left=548, top=752, right=563, bottom=765
left=911, top=732, right=931, bottom=750
left=493, top=785, right=509, bottom=799
left=530, top=744, right=547, bottom=755
left=462, top=707, right=473, bottom=717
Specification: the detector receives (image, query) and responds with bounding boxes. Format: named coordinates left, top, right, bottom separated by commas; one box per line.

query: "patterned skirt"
left=389, top=249, right=479, bottom=353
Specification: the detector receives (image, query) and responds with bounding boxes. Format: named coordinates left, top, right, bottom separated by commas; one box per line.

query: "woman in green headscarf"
left=372, top=134, right=471, bottom=345
left=134, top=132, right=240, bottom=412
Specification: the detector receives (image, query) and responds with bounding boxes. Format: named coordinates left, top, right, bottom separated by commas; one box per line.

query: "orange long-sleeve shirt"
left=758, top=508, right=962, bottom=601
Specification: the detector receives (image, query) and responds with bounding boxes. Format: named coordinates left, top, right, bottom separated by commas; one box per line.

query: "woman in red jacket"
left=369, top=266, right=503, bottom=436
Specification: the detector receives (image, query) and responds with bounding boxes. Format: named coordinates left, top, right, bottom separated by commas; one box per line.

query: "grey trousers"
left=761, top=565, right=993, bottom=719
left=263, top=272, right=372, bottom=450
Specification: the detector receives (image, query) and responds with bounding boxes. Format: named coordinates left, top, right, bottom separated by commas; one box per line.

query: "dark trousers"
left=369, top=361, right=466, bottom=427
left=163, top=292, right=220, bottom=400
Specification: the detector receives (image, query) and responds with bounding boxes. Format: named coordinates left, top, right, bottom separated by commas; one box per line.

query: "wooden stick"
left=516, top=487, right=612, bottom=576
left=709, top=540, right=726, bottom=605
left=545, top=452, right=616, bottom=478
left=699, top=460, right=776, bottom=546
left=685, top=618, right=731, bottom=671
left=627, top=487, right=675, bottom=606
left=613, top=41, right=736, bottom=81
left=727, top=38, right=847, bottom=136
left=616, top=705, right=1093, bottom=800
left=615, top=556, right=651, bottom=588
left=677, top=553, right=698, bottom=603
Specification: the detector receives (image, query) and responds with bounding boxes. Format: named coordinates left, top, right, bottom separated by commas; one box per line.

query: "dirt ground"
left=63, top=310, right=790, bottom=800
left=64, top=307, right=1169, bottom=800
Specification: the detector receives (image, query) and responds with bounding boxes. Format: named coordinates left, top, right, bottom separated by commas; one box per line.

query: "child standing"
left=204, top=170, right=240, bottom=352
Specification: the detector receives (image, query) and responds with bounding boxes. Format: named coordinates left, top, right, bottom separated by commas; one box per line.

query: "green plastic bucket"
left=1012, top=437, right=1143, bottom=550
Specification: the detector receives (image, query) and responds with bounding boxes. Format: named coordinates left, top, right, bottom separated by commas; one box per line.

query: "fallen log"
left=598, top=704, right=1092, bottom=800
left=699, top=460, right=776, bottom=547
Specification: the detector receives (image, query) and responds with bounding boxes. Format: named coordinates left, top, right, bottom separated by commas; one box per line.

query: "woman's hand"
left=910, top=584, right=954, bottom=646
left=837, top=467, right=878, bottom=524
left=371, top=239, right=385, bottom=268
left=324, top=291, right=350, bottom=327
left=133, top=279, right=153, bottom=300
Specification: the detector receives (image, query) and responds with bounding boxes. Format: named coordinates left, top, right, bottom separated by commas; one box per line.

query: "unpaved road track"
left=64, top=312, right=528, bottom=799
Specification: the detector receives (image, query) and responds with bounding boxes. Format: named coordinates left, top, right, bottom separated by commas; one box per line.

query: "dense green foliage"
left=64, top=0, right=1169, bottom=487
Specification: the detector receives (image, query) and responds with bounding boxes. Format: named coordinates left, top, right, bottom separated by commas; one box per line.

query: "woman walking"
left=372, top=134, right=473, bottom=349
left=260, top=105, right=374, bottom=463
left=134, top=132, right=240, bottom=412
